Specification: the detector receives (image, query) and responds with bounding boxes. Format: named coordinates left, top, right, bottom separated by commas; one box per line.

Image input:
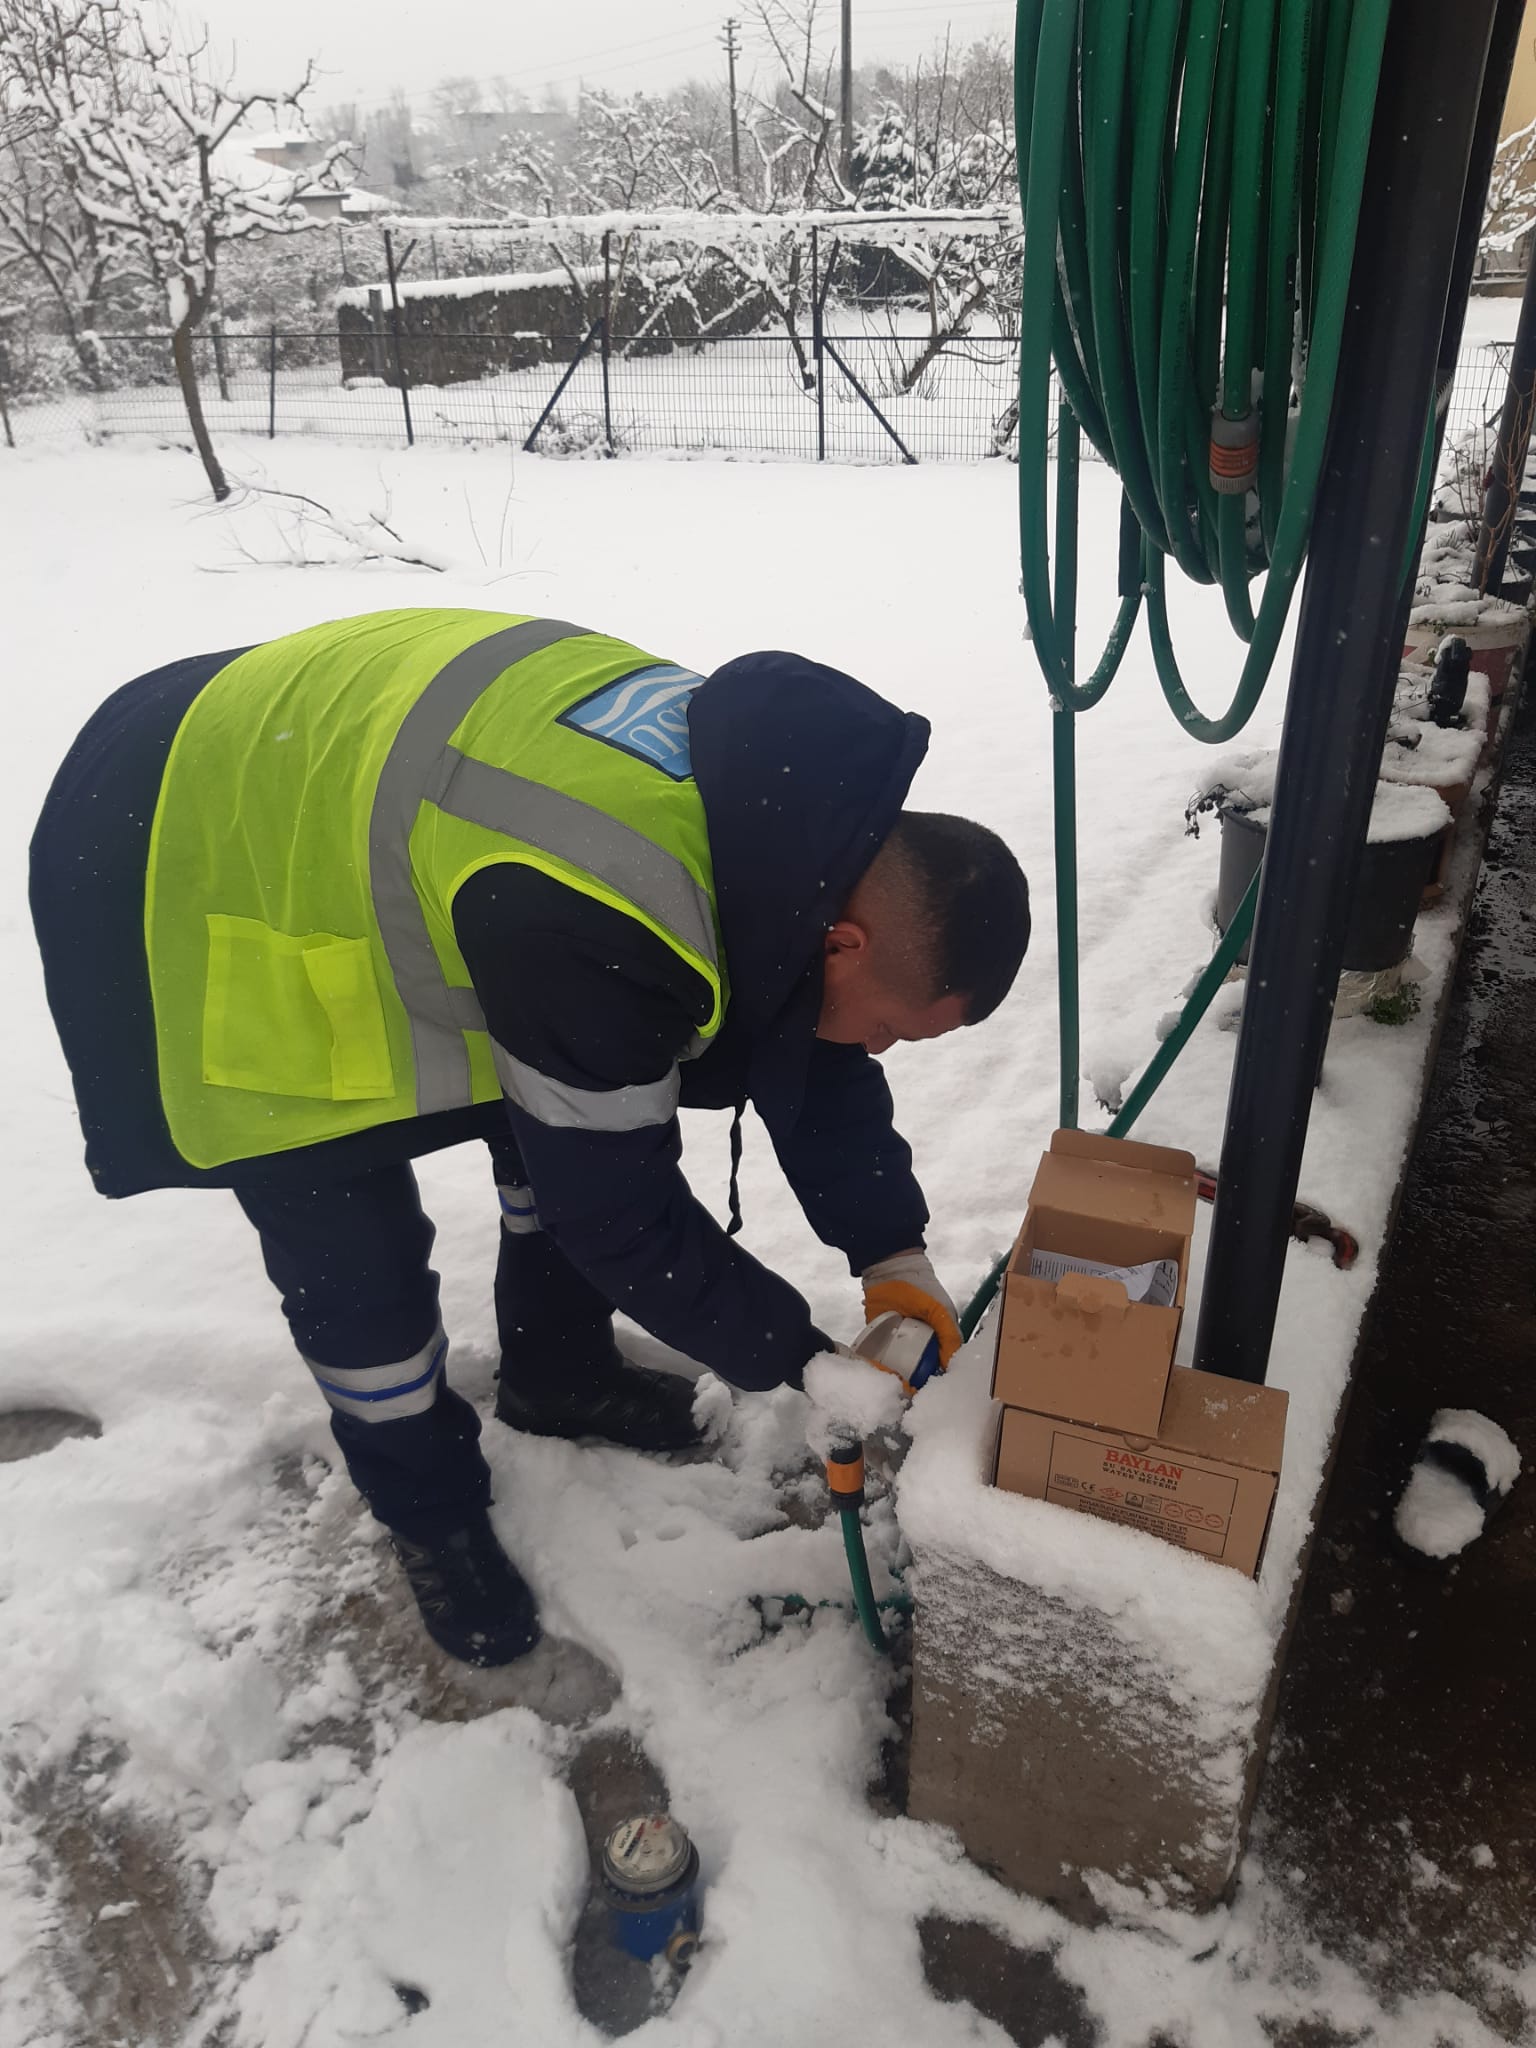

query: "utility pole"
left=840, top=0, right=853, bottom=187
left=721, top=18, right=743, bottom=196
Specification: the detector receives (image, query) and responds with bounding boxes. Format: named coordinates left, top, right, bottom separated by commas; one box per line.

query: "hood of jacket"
left=687, top=649, right=929, bottom=1124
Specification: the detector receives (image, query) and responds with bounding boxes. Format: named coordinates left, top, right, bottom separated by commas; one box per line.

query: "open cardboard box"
left=993, top=1365, right=1290, bottom=1577
left=992, top=1129, right=1198, bottom=1436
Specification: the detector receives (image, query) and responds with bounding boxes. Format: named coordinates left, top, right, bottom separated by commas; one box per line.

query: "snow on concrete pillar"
left=899, top=1324, right=1295, bottom=1922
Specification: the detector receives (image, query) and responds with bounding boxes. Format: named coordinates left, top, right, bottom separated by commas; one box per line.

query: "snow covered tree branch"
left=1482, top=117, right=1536, bottom=269
left=0, top=0, right=349, bottom=496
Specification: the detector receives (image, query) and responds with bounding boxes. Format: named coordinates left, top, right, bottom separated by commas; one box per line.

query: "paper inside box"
left=992, top=1132, right=1196, bottom=1435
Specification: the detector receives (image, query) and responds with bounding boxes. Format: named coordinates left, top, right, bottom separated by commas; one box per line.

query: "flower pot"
left=1402, top=599, right=1529, bottom=699
left=1216, top=802, right=1445, bottom=974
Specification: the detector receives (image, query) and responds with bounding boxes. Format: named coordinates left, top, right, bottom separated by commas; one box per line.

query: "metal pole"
left=601, top=229, right=614, bottom=455
left=723, top=19, right=743, bottom=195
left=1475, top=230, right=1536, bottom=590
left=1433, top=0, right=1527, bottom=434
left=821, top=336, right=916, bottom=463
left=522, top=319, right=604, bottom=453
left=1053, top=399, right=1080, bottom=1129
left=383, top=228, right=414, bottom=447
left=1194, top=0, right=1503, bottom=1386
left=839, top=0, right=853, bottom=188
left=812, top=226, right=826, bottom=462
left=267, top=326, right=277, bottom=439
left=0, top=327, right=15, bottom=448
left=1399, top=0, right=1526, bottom=624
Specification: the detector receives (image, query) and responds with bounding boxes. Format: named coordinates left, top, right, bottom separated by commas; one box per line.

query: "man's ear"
left=823, top=919, right=871, bottom=960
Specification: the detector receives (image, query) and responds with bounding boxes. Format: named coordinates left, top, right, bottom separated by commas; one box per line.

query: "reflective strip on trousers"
left=493, top=1040, right=681, bottom=1132
left=306, top=1329, right=446, bottom=1422
left=369, top=619, right=720, bottom=1119
left=498, top=1182, right=542, bottom=1234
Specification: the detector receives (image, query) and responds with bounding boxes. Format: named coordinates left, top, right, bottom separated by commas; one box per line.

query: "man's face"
left=815, top=920, right=969, bottom=1055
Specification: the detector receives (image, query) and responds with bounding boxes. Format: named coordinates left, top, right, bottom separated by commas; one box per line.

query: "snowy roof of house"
left=212, top=130, right=315, bottom=201
left=214, top=129, right=370, bottom=213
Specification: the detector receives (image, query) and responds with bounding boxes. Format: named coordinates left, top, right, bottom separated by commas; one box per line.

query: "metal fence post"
left=267, top=327, right=278, bottom=439
left=811, top=225, right=826, bottom=461
left=210, top=312, right=230, bottom=403
left=383, top=228, right=415, bottom=447
left=0, top=333, right=14, bottom=449
left=601, top=230, right=615, bottom=455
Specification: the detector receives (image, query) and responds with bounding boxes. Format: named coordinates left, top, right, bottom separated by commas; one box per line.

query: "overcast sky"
left=202, top=0, right=1015, bottom=121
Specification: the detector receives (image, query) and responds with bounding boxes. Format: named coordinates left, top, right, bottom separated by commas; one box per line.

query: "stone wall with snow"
left=335, top=257, right=768, bottom=387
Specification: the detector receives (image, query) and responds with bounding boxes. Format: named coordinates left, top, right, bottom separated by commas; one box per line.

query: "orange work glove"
left=861, top=1250, right=962, bottom=1370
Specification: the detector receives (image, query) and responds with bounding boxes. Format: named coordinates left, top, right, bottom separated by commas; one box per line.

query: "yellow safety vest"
left=145, top=608, right=725, bottom=1168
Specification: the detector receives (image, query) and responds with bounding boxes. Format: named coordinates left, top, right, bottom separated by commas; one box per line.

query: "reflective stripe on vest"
left=369, top=619, right=719, bottom=1120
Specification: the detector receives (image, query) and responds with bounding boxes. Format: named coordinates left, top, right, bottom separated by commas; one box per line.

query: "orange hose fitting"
left=826, top=1442, right=865, bottom=1499
left=1209, top=408, right=1260, bottom=495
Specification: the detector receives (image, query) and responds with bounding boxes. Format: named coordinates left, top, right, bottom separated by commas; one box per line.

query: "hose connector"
left=825, top=1434, right=866, bottom=1512
left=1209, top=408, right=1260, bottom=496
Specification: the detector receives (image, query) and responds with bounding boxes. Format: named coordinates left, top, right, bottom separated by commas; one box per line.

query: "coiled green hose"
left=1011, top=0, right=1429, bottom=1131
left=1015, top=0, right=1397, bottom=738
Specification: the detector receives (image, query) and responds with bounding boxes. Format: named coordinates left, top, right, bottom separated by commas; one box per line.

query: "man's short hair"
left=879, top=811, right=1030, bottom=1022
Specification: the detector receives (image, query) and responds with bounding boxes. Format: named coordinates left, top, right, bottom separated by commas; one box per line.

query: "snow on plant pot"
left=1188, top=749, right=1451, bottom=975
left=1395, top=661, right=1494, bottom=771
left=1381, top=700, right=1484, bottom=899
left=1402, top=593, right=1529, bottom=700
left=1415, top=520, right=1477, bottom=596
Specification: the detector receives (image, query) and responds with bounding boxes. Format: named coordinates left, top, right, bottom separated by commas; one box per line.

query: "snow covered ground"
left=2, top=436, right=1529, bottom=2046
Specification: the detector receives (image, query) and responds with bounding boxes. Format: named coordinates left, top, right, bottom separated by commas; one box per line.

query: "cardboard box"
left=993, top=1366, right=1290, bottom=1577
left=992, top=1130, right=1198, bottom=1435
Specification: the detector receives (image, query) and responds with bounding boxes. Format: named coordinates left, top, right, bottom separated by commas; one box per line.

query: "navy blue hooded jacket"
left=31, top=639, right=932, bottom=1391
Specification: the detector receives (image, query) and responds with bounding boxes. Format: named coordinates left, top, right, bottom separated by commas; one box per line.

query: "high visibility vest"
left=144, top=608, right=726, bottom=1169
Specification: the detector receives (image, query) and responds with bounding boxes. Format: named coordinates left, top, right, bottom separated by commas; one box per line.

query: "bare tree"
left=749, top=0, right=853, bottom=211
left=0, top=0, right=348, bottom=497
left=1482, top=117, right=1536, bottom=276
left=0, top=129, right=125, bottom=384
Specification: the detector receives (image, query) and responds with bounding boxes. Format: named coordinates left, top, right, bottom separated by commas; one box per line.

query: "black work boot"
left=493, top=1205, right=705, bottom=1453
left=495, top=1349, right=705, bottom=1454
left=389, top=1515, right=542, bottom=1666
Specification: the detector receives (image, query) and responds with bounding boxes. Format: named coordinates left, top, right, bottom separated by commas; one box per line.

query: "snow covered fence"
left=0, top=318, right=1027, bottom=463
left=1, top=330, right=1516, bottom=470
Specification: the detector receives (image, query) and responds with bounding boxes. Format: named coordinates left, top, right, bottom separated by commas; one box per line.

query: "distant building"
left=216, top=129, right=387, bottom=225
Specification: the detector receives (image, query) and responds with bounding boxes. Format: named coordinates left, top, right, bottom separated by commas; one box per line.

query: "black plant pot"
left=1216, top=807, right=1436, bottom=972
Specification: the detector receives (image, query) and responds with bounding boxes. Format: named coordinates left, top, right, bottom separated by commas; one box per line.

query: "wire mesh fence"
left=0, top=323, right=1516, bottom=472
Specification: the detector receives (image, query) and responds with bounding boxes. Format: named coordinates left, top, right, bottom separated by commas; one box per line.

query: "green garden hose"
left=1016, top=0, right=1397, bottom=733
left=957, top=862, right=1260, bottom=1340
left=838, top=1512, right=890, bottom=1654
left=1011, top=0, right=1430, bottom=1132
left=826, top=1439, right=891, bottom=1653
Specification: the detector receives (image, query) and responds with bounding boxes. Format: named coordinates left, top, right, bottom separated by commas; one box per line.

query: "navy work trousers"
left=234, top=1139, right=617, bottom=1543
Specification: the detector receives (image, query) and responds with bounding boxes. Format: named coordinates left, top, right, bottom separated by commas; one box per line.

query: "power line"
left=332, top=21, right=725, bottom=115
left=320, top=4, right=1009, bottom=124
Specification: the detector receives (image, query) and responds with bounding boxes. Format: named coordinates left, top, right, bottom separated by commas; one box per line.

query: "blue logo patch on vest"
left=559, top=664, right=704, bottom=780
